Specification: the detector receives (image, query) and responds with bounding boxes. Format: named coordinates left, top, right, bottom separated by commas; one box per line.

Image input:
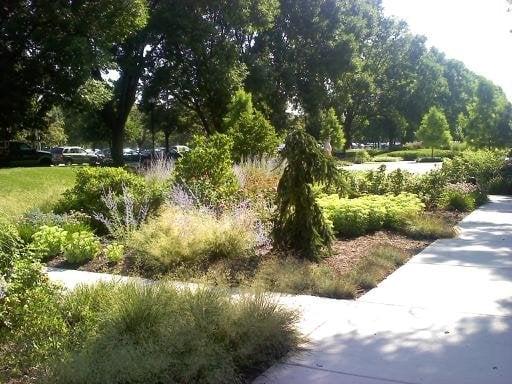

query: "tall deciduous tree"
left=0, top=0, right=148, bottom=140
left=416, top=107, right=452, bottom=158
left=464, top=79, right=510, bottom=148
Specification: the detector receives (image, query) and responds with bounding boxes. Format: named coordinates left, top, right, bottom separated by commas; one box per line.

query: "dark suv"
left=0, top=141, right=52, bottom=167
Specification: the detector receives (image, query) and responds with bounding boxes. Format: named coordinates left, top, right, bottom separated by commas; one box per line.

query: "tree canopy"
left=2, top=0, right=511, bottom=157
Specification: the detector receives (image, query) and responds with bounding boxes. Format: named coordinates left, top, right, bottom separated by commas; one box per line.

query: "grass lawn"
left=0, top=166, right=76, bottom=219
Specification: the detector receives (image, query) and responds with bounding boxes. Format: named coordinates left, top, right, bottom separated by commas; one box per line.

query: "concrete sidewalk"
left=255, top=195, right=512, bottom=384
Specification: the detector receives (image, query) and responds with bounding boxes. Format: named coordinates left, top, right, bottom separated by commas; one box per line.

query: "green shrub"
left=416, top=156, right=443, bottom=163
left=63, top=231, right=101, bottom=264
left=49, top=282, right=299, bottom=384
left=175, top=134, right=239, bottom=205
left=55, top=167, right=165, bottom=218
left=129, top=205, right=261, bottom=274
left=105, top=242, right=124, bottom=263
left=385, top=148, right=454, bottom=160
left=442, top=149, right=508, bottom=192
left=439, top=182, right=486, bottom=212
left=31, top=225, right=68, bottom=261
left=0, top=256, right=66, bottom=381
left=0, top=219, right=25, bottom=275
left=353, top=149, right=371, bottom=164
left=17, top=209, right=91, bottom=243
left=371, top=156, right=403, bottom=162
left=318, top=193, right=424, bottom=237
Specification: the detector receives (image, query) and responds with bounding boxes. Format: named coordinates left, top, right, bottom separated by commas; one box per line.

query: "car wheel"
left=64, top=158, right=73, bottom=166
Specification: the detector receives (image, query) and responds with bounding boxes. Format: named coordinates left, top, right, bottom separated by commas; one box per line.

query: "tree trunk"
left=431, top=147, right=434, bottom=159
left=107, top=43, right=146, bottom=166
left=343, top=112, right=355, bottom=151
left=323, top=137, right=332, bottom=156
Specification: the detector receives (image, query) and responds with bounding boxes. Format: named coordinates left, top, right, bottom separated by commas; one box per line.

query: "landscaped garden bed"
left=1, top=143, right=510, bottom=384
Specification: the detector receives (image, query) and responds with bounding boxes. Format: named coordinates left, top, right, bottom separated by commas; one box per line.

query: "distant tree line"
left=2, top=0, right=511, bottom=163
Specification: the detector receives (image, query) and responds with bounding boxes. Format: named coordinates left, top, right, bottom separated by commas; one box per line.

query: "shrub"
left=416, top=156, right=443, bottom=163
left=0, top=219, right=25, bottom=275
left=385, top=148, right=454, bottom=160
left=318, top=193, right=424, bottom=237
left=49, top=282, right=299, bottom=384
left=55, top=167, right=165, bottom=219
left=441, top=149, right=508, bottom=192
left=224, top=90, right=278, bottom=161
left=2, top=274, right=299, bottom=384
left=175, top=134, right=239, bottom=205
left=16, top=209, right=91, bottom=243
left=93, top=185, right=150, bottom=240
left=371, top=156, right=403, bottom=162
left=63, top=231, right=101, bottom=264
left=234, top=157, right=282, bottom=200
left=105, top=242, right=124, bottom=263
left=0, top=255, right=66, bottom=381
left=353, top=149, right=371, bottom=164
left=31, top=225, right=68, bottom=261
left=129, top=204, right=264, bottom=274
left=439, top=182, right=486, bottom=212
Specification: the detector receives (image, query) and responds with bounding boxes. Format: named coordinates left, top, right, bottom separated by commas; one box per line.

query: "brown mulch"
left=325, top=231, right=430, bottom=275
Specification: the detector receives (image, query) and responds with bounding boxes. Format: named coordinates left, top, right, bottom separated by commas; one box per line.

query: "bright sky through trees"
left=383, top=0, right=512, bottom=101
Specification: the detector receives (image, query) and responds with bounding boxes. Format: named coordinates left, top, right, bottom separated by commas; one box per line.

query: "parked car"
left=52, top=146, right=102, bottom=165
left=0, top=141, right=52, bottom=167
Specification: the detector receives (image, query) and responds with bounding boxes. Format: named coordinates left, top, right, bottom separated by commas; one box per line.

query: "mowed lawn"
left=0, top=166, right=76, bottom=218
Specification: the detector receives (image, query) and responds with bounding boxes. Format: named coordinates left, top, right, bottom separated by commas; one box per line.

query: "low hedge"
left=385, top=149, right=454, bottom=161
left=318, top=193, right=424, bottom=237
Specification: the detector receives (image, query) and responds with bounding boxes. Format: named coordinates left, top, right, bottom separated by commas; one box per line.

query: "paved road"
left=255, top=195, right=512, bottom=384
left=344, top=161, right=442, bottom=174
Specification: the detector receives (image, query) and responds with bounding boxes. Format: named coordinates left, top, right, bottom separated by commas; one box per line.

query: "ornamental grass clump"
left=129, top=202, right=266, bottom=275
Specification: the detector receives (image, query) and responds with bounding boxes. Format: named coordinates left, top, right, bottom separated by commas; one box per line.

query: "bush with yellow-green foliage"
left=318, top=193, right=424, bottom=237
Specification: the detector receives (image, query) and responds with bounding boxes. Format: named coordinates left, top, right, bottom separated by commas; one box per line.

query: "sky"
left=382, top=0, right=512, bottom=102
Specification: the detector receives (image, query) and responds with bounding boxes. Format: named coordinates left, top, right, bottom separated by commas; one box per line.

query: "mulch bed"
left=325, top=231, right=430, bottom=275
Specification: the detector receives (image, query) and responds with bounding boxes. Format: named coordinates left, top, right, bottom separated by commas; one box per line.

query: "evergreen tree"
left=273, top=129, right=337, bottom=261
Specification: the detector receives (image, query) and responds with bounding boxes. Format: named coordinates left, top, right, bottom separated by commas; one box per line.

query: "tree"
left=0, top=0, right=148, bottom=140
left=465, top=79, right=509, bottom=148
left=319, top=108, right=345, bottom=155
left=416, top=107, right=452, bottom=158
left=223, top=90, right=278, bottom=161
left=273, top=129, right=337, bottom=261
